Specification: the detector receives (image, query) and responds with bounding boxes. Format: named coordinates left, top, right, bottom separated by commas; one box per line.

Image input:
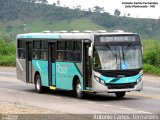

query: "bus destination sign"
left=96, top=36, right=138, bottom=43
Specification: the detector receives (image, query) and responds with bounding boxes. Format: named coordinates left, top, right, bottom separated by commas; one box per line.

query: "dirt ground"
left=0, top=102, right=62, bottom=114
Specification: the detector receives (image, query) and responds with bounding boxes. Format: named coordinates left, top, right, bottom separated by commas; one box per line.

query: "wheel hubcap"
left=36, top=78, right=40, bottom=90
left=76, top=83, right=82, bottom=97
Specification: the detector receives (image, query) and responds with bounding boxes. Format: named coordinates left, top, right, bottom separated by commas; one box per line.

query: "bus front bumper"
left=92, top=78, right=143, bottom=93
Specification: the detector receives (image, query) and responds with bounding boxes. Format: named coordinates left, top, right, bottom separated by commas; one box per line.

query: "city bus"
left=16, top=30, right=143, bottom=98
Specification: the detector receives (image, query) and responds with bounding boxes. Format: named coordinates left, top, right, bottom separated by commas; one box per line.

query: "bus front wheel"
left=35, top=74, right=44, bottom=93
left=115, top=92, right=126, bottom=98
left=74, top=80, right=83, bottom=99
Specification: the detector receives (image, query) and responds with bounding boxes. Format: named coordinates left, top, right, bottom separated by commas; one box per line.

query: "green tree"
left=114, top=9, right=121, bottom=16
left=94, top=6, right=104, bottom=13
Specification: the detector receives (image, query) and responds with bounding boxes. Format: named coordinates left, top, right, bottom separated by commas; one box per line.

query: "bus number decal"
left=56, top=64, right=67, bottom=74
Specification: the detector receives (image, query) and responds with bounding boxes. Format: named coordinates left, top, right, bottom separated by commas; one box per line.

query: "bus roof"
left=17, top=33, right=93, bottom=39
left=17, top=31, right=139, bottom=40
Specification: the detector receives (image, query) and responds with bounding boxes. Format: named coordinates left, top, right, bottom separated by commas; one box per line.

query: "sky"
left=47, top=0, right=160, bottom=19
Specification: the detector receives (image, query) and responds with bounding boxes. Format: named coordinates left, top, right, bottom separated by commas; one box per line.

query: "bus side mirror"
left=88, top=47, right=92, bottom=56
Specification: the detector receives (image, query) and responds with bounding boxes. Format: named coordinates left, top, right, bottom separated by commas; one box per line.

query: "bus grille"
left=106, top=83, right=136, bottom=89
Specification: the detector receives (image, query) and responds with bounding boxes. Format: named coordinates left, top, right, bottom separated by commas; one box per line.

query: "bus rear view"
left=92, top=33, right=143, bottom=97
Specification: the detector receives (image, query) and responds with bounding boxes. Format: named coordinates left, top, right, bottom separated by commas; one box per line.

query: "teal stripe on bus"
left=17, top=34, right=61, bottom=39
left=100, top=74, right=141, bottom=84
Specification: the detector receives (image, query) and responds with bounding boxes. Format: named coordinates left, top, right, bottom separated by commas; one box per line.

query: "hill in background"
left=0, top=0, right=160, bottom=40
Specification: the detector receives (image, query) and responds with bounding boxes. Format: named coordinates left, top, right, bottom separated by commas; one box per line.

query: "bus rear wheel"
left=74, top=80, right=83, bottom=99
left=115, top=92, right=126, bottom=98
left=35, top=74, right=45, bottom=93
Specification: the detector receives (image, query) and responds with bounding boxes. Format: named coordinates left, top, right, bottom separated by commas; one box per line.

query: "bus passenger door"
left=26, top=42, right=33, bottom=83
left=83, top=41, right=92, bottom=89
left=48, top=42, right=56, bottom=87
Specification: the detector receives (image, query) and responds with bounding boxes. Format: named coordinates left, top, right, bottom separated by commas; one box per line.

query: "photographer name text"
left=122, top=2, right=158, bottom=8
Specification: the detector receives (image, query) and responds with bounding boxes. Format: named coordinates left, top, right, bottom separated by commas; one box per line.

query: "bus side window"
left=32, top=50, right=39, bottom=59
left=65, top=41, right=74, bottom=61
left=18, top=39, right=25, bottom=59
left=32, top=41, right=40, bottom=59
left=57, top=41, right=65, bottom=61
left=40, top=41, right=48, bottom=60
left=57, top=52, right=64, bottom=61
left=74, top=41, right=82, bottom=62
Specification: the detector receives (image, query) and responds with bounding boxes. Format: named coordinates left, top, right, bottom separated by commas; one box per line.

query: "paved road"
left=0, top=68, right=160, bottom=115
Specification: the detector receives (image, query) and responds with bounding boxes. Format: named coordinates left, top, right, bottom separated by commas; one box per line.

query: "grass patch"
left=0, top=18, right=105, bottom=34
left=0, top=55, right=16, bottom=66
left=143, top=64, right=160, bottom=76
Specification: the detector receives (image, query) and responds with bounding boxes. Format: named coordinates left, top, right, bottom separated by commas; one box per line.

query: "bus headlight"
left=94, top=76, right=105, bottom=85
left=137, top=76, right=142, bottom=84
left=139, top=70, right=143, bottom=76
left=99, top=79, right=105, bottom=85
left=94, top=76, right=100, bottom=82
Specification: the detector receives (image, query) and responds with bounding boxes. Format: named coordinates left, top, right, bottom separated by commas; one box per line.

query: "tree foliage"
left=93, top=6, right=104, bottom=13
left=114, top=9, right=121, bottom=16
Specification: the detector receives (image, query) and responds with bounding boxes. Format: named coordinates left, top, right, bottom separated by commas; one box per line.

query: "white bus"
left=16, top=30, right=143, bottom=98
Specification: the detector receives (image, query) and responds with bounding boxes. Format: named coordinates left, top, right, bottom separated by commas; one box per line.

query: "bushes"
left=142, top=40, right=160, bottom=75
left=143, top=47, right=160, bottom=67
left=143, top=64, right=160, bottom=75
left=0, top=55, right=15, bottom=66
left=0, top=36, right=16, bottom=66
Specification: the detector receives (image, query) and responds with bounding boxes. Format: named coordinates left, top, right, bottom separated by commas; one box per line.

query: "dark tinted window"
left=32, top=41, right=48, bottom=60
left=74, top=51, right=81, bottom=62
left=57, top=41, right=65, bottom=61
left=18, top=49, right=25, bottom=59
left=57, top=41, right=65, bottom=50
left=33, top=41, right=40, bottom=49
left=41, top=41, right=47, bottom=49
left=66, top=41, right=74, bottom=50
left=32, top=50, right=39, bottom=59
left=64, top=51, right=74, bottom=61
left=75, top=41, right=82, bottom=51
left=40, top=50, right=47, bottom=60
left=57, top=51, right=64, bottom=61
left=56, top=40, right=82, bottom=62
left=40, top=41, right=48, bottom=60
left=74, top=41, right=82, bottom=62
left=18, top=39, right=25, bottom=59
left=18, top=40, right=25, bottom=48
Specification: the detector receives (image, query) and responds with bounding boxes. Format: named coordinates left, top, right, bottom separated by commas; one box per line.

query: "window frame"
left=40, top=41, right=48, bottom=61
left=17, top=39, right=26, bottom=59
left=32, top=41, right=40, bottom=60
left=73, top=41, right=82, bottom=63
left=56, top=40, right=82, bottom=63
left=32, top=40, right=48, bottom=60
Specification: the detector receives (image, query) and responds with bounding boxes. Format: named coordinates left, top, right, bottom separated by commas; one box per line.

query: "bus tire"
left=115, top=92, right=126, bottom=98
left=74, top=80, right=83, bottom=99
left=35, top=74, right=44, bottom=93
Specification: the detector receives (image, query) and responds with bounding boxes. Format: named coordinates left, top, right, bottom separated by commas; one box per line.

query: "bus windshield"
left=93, top=44, right=142, bottom=70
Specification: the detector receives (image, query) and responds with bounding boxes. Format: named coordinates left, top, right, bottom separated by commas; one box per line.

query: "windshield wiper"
left=105, top=44, right=118, bottom=68
left=114, top=46, right=118, bottom=70
left=122, top=46, right=125, bottom=63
